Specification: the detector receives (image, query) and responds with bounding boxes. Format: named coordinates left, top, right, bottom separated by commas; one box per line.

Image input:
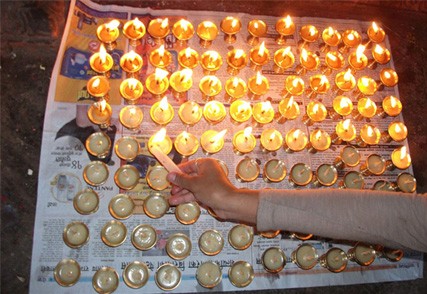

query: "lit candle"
left=369, top=44, right=391, bottom=68
left=307, top=129, right=331, bottom=153
left=147, top=17, right=170, bottom=45
left=277, top=96, right=300, bottom=123
left=63, top=221, right=89, bottom=248
left=131, top=224, right=157, bottom=251
left=73, top=189, right=99, bottom=215
left=263, top=159, right=286, bottom=183
left=220, top=16, right=241, bottom=43
left=224, top=77, right=247, bottom=102
left=396, top=172, right=416, bottom=193
left=54, top=259, right=80, bottom=287
left=273, top=46, right=295, bottom=73
left=120, top=50, right=143, bottom=76
left=303, top=100, right=327, bottom=126
left=119, top=77, right=144, bottom=104
left=339, top=29, right=361, bottom=53
left=226, top=49, right=248, bottom=75
left=284, top=128, right=308, bottom=152
left=199, top=229, right=224, bottom=256
left=148, top=128, right=173, bottom=155
left=228, top=261, right=254, bottom=288
left=322, top=50, right=345, bottom=75
left=196, top=21, right=218, bottom=48
left=87, top=76, right=110, bottom=100
left=229, top=99, right=252, bottom=124
left=150, top=96, right=174, bottom=125
left=175, top=201, right=201, bottom=225
left=383, top=121, right=408, bottom=142
left=172, top=19, right=194, bottom=47
left=149, top=45, right=172, bottom=69
left=166, top=233, right=192, bottom=260
left=247, top=19, right=267, bottom=46
left=353, top=97, right=377, bottom=120
left=249, top=41, right=270, bottom=71
left=306, top=74, right=330, bottom=99
left=388, top=146, right=411, bottom=170
left=348, top=45, right=368, bottom=72
left=275, top=15, right=295, bottom=45
left=89, top=44, right=113, bottom=75
left=367, top=21, right=385, bottom=44
left=83, top=161, right=109, bottom=186
left=200, top=50, right=223, bottom=75
left=178, top=100, right=202, bottom=126
left=199, top=75, right=222, bottom=100
left=313, top=164, right=338, bottom=187
left=291, top=243, right=318, bottom=270
left=333, top=145, right=361, bottom=169
left=169, top=68, right=193, bottom=99
left=115, top=136, right=140, bottom=162
left=96, top=20, right=120, bottom=50
left=101, top=220, right=127, bottom=247
left=282, top=75, right=304, bottom=98
left=178, top=47, right=199, bottom=69
left=378, top=68, right=398, bottom=88
left=289, top=163, right=312, bottom=187
left=262, top=247, right=287, bottom=273
left=319, top=248, right=348, bottom=273
left=85, top=131, right=111, bottom=159
left=252, top=100, right=274, bottom=125
left=356, top=76, right=377, bottom=98
left=233, top=127, right=256, bottom=155
left=123, top=17, right=146, bottom=47
left=143, top=193, right=169, bottom=218
left=340, top=171, right=364, bottom=189
left=203, top=100, right=226, bottom=124
left=332, top=119, right=357, bottom=143
left=260, top=128, right=283, bottom=152
left=297, top=48, right=319, bottom=74
left=357, top=123, right=381, bottom=146
left=248, top=72, right=269, bottom=100
left=298, top=25, right=319, bottom=49
left=378, top=95, right=402, bottom=118
left=334, top=69, right=356, bottom=94
left=123, top=261, right=149, bottom=289
left=155, top=264, right=181, bottom=291
left=360, top=154, right=386, bottom=176
left=114, top=164, right=140, bottom=190
left=174, top=131, right=199, bottom=157
left=330, top=95, right=353, bottom=119
left=347, top=243, right=376, bottom=266
left=196, top=261, right=222, bottom=289
left=145, top=68, right=170, bottom=98
left=228, top=224, right=254, bottom=250
left=320, top=26, right=341, bottom=52
left=92, top=267, right=119, bottom=294
left=108, top=193, right=135, bottom=219
left=200, top=129, right=227, bottom=154
left=119, top=105, right=143, bottom=130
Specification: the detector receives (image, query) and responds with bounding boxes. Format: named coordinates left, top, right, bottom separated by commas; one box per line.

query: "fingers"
left=169, top=192, right=196, bottom=206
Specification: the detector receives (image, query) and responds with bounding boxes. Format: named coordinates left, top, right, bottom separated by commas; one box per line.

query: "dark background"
left=1, top=0, right=426, bottom=293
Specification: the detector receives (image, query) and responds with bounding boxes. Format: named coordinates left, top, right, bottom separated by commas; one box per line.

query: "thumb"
left=167, top=172, right=194, bottom=190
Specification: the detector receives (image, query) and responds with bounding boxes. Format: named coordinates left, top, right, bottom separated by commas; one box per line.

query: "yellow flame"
left=232, top=77, right=239, bottom=88
left=234, top=49, right=244, bottom=59
left=309, top=26, right=316, bottom=36
left=319, top=75, right=328, bottom=86
left=395, top=123, right=402, bottom=133
left=204, top=21, right=214, bottom=29
left=343, top=119, right=351, bottom=130
left=92, top=77, right=101, bottom=89
left=191, top=104, right=199, bottom=114
left=286, top=97, right=294, bottom=109
left=208, top=76, right=219, bottom=88
left=258, top=41, right=266, bottom=56
left=243, top=127, right=252, bottom=138
left=356, top=45, right=365, bottom=62
left=128, top=78, right=138, bottom=90
left=209, top=101, right=220, bottom=114
left=285, top=15, right=292, bottom=27
left=282, top=46, right=291, bottom=58
left=211, top=129, right=227, bottom=143
left=106, top=19, right=120, bottom=31
left=153, top=128, right=167, bottom=143
left=343, top=69, right=353, bottom=81
left=384, top=71, right=391, bottom=79
left=314, top=129, right=322, bottom=141
left=129, top=107, right=136, bottom=116
left=327, top=52, right=337, bottom=62
left=261, top=101, right=272, bottom=113
left=158, top=45, right=165, bottom=57
left=99, top=99, right=107, bottom=112
left=180, top=68, right=193, bottom=82
left=180, top=19, right=190, bottom=31
left=372, top=21, right=379, bottom=33
left=327, top=26, right=334, bottom=36
left=367, top=125, right=374, bottom=137
left=301, top=48, right=308, bottom=62
left=340, top=97, right=350, bottom=109
left=237, top=101, right=250, bottom=113
left=269, top=131, right=276, bottom=141
left=312, top=103, right=320, bottom=114
left=364, top=98, right=374, bottom=109
left=127, top=50, right=138, bottom=63
left=182, top=130, right=189, bottom=140
left=159, top=96, right=169, bottom=111
left=347, top=32, right=355, bottom=41
left=255, top=71, right=263, bottom=85
left=160, top=18, right=169, bottom=29
left=293, top=129, right=301, bottom=140
left=361, top=76, right=370, bottom=87
left=99, top=44, right=107, bottom=63
left=390, top=96, right=397, bottom=108
left=292, top=77, right=300, bottom=88
left=400, top=146, right=407, bottom=160
left=374, top=44, right=385, bottom=55
left=231, top=18, right=238, bottom=28
left=209, top=51, right=220, bottom=62
left=254, top=21, right=259, bottom=30
left=133, top=17, right=143, bottom=30
left=154, top=68, right=169, bottom=82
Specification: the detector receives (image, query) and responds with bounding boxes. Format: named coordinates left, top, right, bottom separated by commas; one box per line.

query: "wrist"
left=218, top=188, right=260, bottom=225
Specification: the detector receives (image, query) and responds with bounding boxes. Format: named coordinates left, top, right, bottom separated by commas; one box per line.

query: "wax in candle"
left=348, top=243, right=376, bottom=266
left=273, top=47, right=295, bottom=72
left=166, top=233, right=192, bottom=260
left=119, top=78, right=144, bottom=104
left=175, top=201, right=200, bottom=225
left=228, top=224, right=254, bottom=250
left=147, top=18, right=170, bottom=40
left=236, top=157, right=260, bottom=182
left=115, top=136, right=140, bottom=162
left=108, top=194, right=135, bottom=219
left=92, top=267, right=119, bottom=294
left=284, top=75, right=304, bottom=96
left=149, top=45, right=172, bottom=69
left=178, top=100, right=202, bottom=125
left=260, top=128, right=283, bottom=152
left=200, top=50, right=223, bottom=73
left=54, top=259, right=81, bottom=287
left=119, top=105, right=143, bottom=130
left=83, top=161, right=109, bottom=186
left=372, top=44, right=391, bottom=64
left=263, top=159, right=286, bottom=182
left=169, top=69, right=193, bottom=95
left=252, top=101, right=274, bottom=124
left=123, top=18, right=146, bottom=43
left=284, top=128, right=308, bottom=152
left=315, top=164, right=338, bottom=186
left=290, top=163, right=312, bottom=186
left=87, top=100, right=112, bottom=127
left=332, top=96, right=353, bottom=116
left=123, top=261, right=149, bottom=289
left=63, top=221, right=89, bottom=248
left=396, top=172, right=416, bottom=193
left=387, top=121, right=407, bottom=142
left=275, top=15, right=295, bottom=41
left=200, top=129, right=227, bottom=154
left=145, top=68, right=169, bottom=97
left=203, top=100, right=226, bottom=124
left=233, top=127, right=256, bottom=154
left=348, top=45, right=368, bottom=71
left=342, top=171, right=364, bottom=189
left=322, top=26, right=341, bottom=47
left=174, top=131, right=199, bottom=157
left=96, top=20, right=120, bottom=43
left=178, top=47, right=199, bottom=69
left=86, top=131, right=111, bottom=158
left=305, top=101, right=327, bottom=123
left=262, top=247, right=286, bottom=273
left=172, top=19, right=194, bottom=44
left=155, top=264, right=181, bottom=291
left=196, top=261, right=222, bottom=288
left=225, top=77, right=247, bottom=101
left=367, top=22, right=385, bottom=43
left=199, top=230, right=224, bottom=256
left=131, top=224, right=157, bottom=250
left=87, top=76, right=110, bottom=99
left=249, top=41, right=270, bottom=69
left=228, top=261, right=254, bottom=288
left=247, top=19, right=267, bottom=46
left=335, top=119, right=356, bottom=142
left=299, top=48, right=319, bottom=70
left=335, top=69, right=356, bottom=92
left=278, top=96, right=300, bottom=121
left=248, top=72, right=269, bottom=98
left=341, top=29, right=361, bottom=48
left=229, top=100, right=252, bottom=123
left=89, top=44, right=113, bottom=74
left=148, top=128, right=173, bottom=155
left=101, top=220, right=127, bottom=247
left=199, top=75, right=222, bottom=99
left=391, top=146, right=411, bottom=170
left=292, top=244, right=318, bottom=270
left=379, top=68, right=398, bottom=87
left=73, top=189, right=99, bottom=215
left=309, top=129, right=331, bottom=152
left=359, top=123, right=381, bottom=145
left=146, top=166, right=169, bottom=191
left=363, top=154, right=386, bottom=176
left=150, top=97, right=174, bottom=125
left=143, top=194, right=169, bottom=218
left=382, top=95, right=402, bottom=117
left=320, top=247, right=348, bottom=273
left=196, top=21, right=219, bottom=46
left=120, top=51, right=143, bottom=73
left=299, top=25, right=319, bottom=43
left=325, top=51, right=345, bottom=71
left=220, top=16, right=241, bottom=43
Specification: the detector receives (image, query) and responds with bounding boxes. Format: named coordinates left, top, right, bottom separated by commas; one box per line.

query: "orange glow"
left=232, top=77, right=239, bottom=88
left=372, top=22, right=379, bottom=33
left=327, top=26, right=334, bottom=36
left=184, top=47, right=192, bottom=58
left=208, top=51, right=220, bottom=62
left=374, top=44, right=385, bottom=55
left=158, top=45, right=165, bottom=57
left=180, top=19, right=190, bottom=30
left=343, top=69, right=353, bottom=81
left=309, top=26, right=316, bottom=36
left=231, top=18, right=238, bottom=28
left=347, top=32, right=355, bottom=41
left=366, top=125, right=374, bottom=138
left=92, top=77, right=100, bottom=89
left=128, top=78, right=138, bottom=90
left=301, top=48, right=308, bottom=62
left=260, top=101, right=272, bottom=113
left=314, top=129, right=322, bottom=141
left=180, top=68, right=193, bottom=82
left=237, top=101, right=250, bottom=113
left=340, top=97, right=350, bottom=109
left=390, top=96, right=398, bottom=108
left=133, top=18, right=143, bottom=30
left=99, top=99, right=107, bottom=112
left=234, top=49, right=244, bottom=59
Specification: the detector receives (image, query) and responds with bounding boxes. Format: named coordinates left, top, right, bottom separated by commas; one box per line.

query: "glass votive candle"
left=119, top=105, right=143, bottom=130
left=114, top=164, right=140, bottom=190
left=172, top=19, right=194, bottom=47
left=226, top=49, right=248, bottom=75
left=150, top=96, right=174, bottom=125
left=101, top=220, right=127, bottom=247
left=322, top=50, right=345, bottom=75
left=367, top=21, right=385, bottom=44
left=296, top=48, right=320, bottom=75
left=235, top=157, right=260, bottom=182
left=145, top=68, right=170, bottom=99
left=220, top=16, right=241, bottom=44
left=146, top=166, right=170, bottom=191
left=96, top=20, right=120, bottom=51
left=282, top=75, right=304, bottom=98
left=109, top=194, right=135, bottom=219
left=197, top=21, right=218, bottom=48
left=119, top=78, right=144, bottom=104
left=196, top=261, right=222, bottom=289
left=396, top=172, right=416, bottom=193
left=277, top=96, right=300, bottom=123
left=229, top=99, right=252, bottom=124
left=199, top=230, right=224, bottom=256
left=169, top=68, right=193, bottom=99
left=174, top=131, right=199, bottom=157
left=302, top=100, right=327, bottom=126
left=319, top=248, right=348, bottom=273
left=54, top=259, right=81, bottom=287
left=306, top=74, right=330, bottom=99
left=320, top=26, right=341, bottom=52
left=232, top=127, right=256, bottom=155
left=386, top=146, right=411, bottom=170
left=90, top=44, right=113, bottom=75
left=330, top=95, right=353, bottom=120
left=273, top=46, right=295, bottom=74
left=200, top=129, right=227, bottom=154
left=73, top=189, right=100, bottom=215
left=85, top=131, right=111, bottom=159
left=313, top=164, right=338, bottom=187
left=333, top=145, right=360, bottom=170
left=331, top=119, right=356, bottom=144
left=155, top=264, right=181, bottom=291
left=339, top=171, right=364, bottom=189
left=228, top=261, right=254, bottom=288
left=260, top=128, right=283, bottom=153
left=249, top=41, right=270, bottom=71
left=83, top=161, right=109, bottom=186
left=200, top=50, right=223, bottom=75
left=199, top=75, right=222, bottom=100
left=93, top=267, right=119, bottom=293
left=123, top=17, right=146, bottom=47
left=149, top=45, right=172, bottom=69
left=353, top=97, right=377, bottom=121
left=348, top=45, right=368, bottom=72
left=147, top=17, right=170, bottom=45
left=262, top=247, right=287, bottom=273
left=356, top=123, right=381, bottom=146
left=228, top=224, right=254, bottom=250
left=263, top=159, right=287, bottom=183
left=284, top=128, right=308, bottom=152
left=360, top=154, right=386, bottom=176
left=275, top=15, right=295, bottom=45
left=87, top=76, right=110, bottom=100
left=131, top=224, right=157, bottom=251
left=247, top=19, right=267, bottom=46
left=224, top=77, right=247, bottom=102
left=178, top=100, right=202, bottom=126
left=248, top=72, right=269, bottom=100
left=368, top=44, right=391, bottom=69
left=298, top=25, right=319, bottom=49
left=339, top=29, right=361, bottom=53
left=115, top=136, right=140, bottom=162
left=378, top=95, right=402, bottom=118
left=203, top=100, right=226, bottom=124
left=307, top=129, right=331, bottom=153
left=122, top=261, right=149, bottom=289
left=291, top=243, right=318, bottom=270
left=289, top=163, right=312, bottom=187
left=347, top=243, right=376, bottom=266
left=252, top=101, right=274, bottom=125
left=382, top=121, right=407, bottom=143
left=178, top=47, right=199, bottom=69
left=334, top=69, right=356, bottom=95
left=87, top=100, right=112, bottom=129
left=63, top=221, right=89, bottom=249
left=378, top=68, right=398, bottom=89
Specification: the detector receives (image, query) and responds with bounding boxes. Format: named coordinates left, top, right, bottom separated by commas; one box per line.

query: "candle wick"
left=272, top=161, right=282, bottom=172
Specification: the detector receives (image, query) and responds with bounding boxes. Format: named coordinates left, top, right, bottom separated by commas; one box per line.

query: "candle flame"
left=204, top=21, right=215, bottom=29
left=154, top=68, right=169, bottom=82
left=301, top=48, right=308, bottom=62
left=292, top=77, right=300, bottom=88
left=231, top=18, right=238, bottom=28
left=390, top=96, right=398, bottom=108
left=356, top=45, right=365, bottom=62
left=285, top=15, right=293, bottom=27
left=237, top=101, right=250, bottom=113
left=128, top=78, right=138, bottom=90
left=384, top=70, right=391, bottom=79
left=361, top=76, right=370, bottom=87
left=319, top=75, right=328, bottom=87
left=286, top=97, right=294, bottom=109
left=309, top=26, right=316, bottom=37
left=158, top=45, right=165, bottom=57
left=367, top=125, right=374, bottom=137
left=208, top=51, right=220, bottom=62
left=340, top=97, right=350, bottom=109
left=126, top=50, right=138, bottom=64
left=159, top=96, right=169, bottom=111
left=254, top=21, right=259, bottom=30
left=400, top=146, right=407, bottom=160
left=261, top=101, right=272, bottom=114
left=92, top=77, right=101, bottom=89
left=129, top=107, right=136, bottom=116
left=364, top=97, right=374, bottom=110
left=312, top=103, right=320, bottom=114
left=211, top=129, right=227, bottom=144
left=282, top=46, right=291, bottom=58
left=343, top=69, right=353, bottom=81
left=234, top=49, right=244, bottom=59
left=293, top=129, right=301, bottom=141
left=208, top=76, right=219, bottom=88
left=374, top=44, right=385, bottom=55
left=258, top=41, right=266, bottom=56
left=133, top=17, right=143, bottom=30
left=106, top=19, right=120, bottom=31
left=99, top=99, right=107, bottom=112
left=99, top=44, right=107, bottom=64
left=180, top=68, right=193, bottom=83
left=327, top=52, right=337, bottom=62
left=232, top=77, right=239, bottom=88
left=160, top=18, right=169, bottom=29
left=343, top=119, right=351, bottom=130
left=395, top=123, right=402, bottom=133
left=191, top=104, right=199, bottom=114
left=180, top=19, right=190, bottom=31
left=153, top=128, right=167, bottom=143
left=255, top=71, right=263, bottom=85
left=347, top=32, right=355, bottom=41
left=209, top=101, right=220, bottom=114
left=182, top=130, right=189, bottom=140
left=243, top=127, right=252, bottom=137
left=314, top=129, right=322, bottom=141
left=372, top=21, right=379, bottom=33
left=269, top=131, right=276, bottom=141
left=184, top=47, right=192, bottom=58
left=327, top=26, right=334, bottom=36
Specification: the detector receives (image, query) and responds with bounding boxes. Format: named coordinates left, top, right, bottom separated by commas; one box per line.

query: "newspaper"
left=30, top=0, right=423, bottom=292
